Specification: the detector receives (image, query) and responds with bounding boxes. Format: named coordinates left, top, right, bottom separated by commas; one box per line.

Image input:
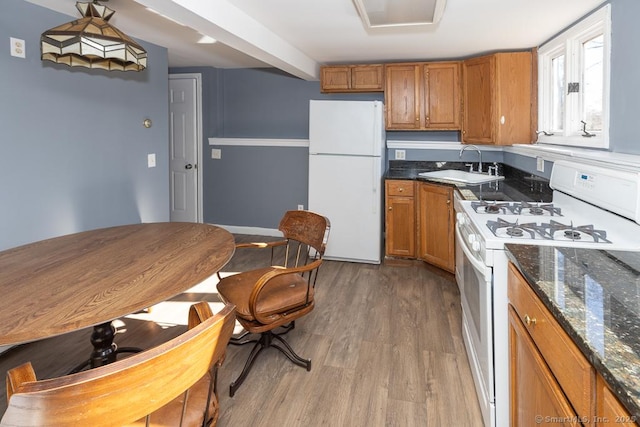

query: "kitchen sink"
left=418, top=169, right=505, bottom=184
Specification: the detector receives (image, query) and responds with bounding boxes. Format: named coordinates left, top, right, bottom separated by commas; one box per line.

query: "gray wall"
left=608, top=0, right=640, bottom=154
left=167, top=66, right=385, bottom=228
left=1, top=0, right=170, bottom=250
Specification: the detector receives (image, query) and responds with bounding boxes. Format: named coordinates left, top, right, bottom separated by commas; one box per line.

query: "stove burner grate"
left=485, top=217, right=612, bottom=243
left=486, top=218, right=543, bottom=239
left=471, top=201, right=514, bottom=215
left=546, top=220, right=611, bottom=243
left=471, top=201, right=562, bottom=216
left=513, top=201, right=562, bottom=216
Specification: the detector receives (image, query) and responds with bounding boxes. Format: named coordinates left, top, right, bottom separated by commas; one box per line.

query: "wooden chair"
left=216, top=210, right=330, bottom=396
left=1, top=302, right=236, bottom=427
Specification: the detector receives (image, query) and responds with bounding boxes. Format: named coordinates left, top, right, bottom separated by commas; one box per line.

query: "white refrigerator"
left=308, top=100, right=386, bottom=264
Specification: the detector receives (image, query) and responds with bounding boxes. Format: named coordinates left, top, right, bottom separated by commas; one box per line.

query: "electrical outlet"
left=297, top=204, right=304, bottom=210
left=536, top=156, right=544, bottom=172
left=10, top=37, right=25, bottom=58
left=211, top=148, right=221, bottom=159
left=395, top=149, right=406, bottom=160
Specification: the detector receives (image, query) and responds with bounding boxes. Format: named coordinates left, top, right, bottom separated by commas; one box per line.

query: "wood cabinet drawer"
left=386, top=180, right=414, bottom=196
left=508, top=264, right=595, bottom=420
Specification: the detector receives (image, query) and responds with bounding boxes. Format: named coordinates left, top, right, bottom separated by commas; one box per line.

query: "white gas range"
left=454, top=160, right=640, bottom=427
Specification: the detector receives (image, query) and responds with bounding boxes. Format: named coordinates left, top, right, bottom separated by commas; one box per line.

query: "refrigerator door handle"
left=372, top=165, right=378, bottom=214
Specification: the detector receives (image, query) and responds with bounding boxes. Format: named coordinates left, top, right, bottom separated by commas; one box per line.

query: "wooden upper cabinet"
left=385, top=61, right=461, bottom=131
left=385, top=64, right=421, bottom=129
left=423, top=62, right=461, bottom=129
left=320, top=65, right=384, bottom=93
left=462, top=56, right=494, bottom=143
left=462, top=51, right=534, bottom=145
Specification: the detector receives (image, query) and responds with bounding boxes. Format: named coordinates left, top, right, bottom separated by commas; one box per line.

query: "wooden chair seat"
left=217, top=267, right=315, bottom=325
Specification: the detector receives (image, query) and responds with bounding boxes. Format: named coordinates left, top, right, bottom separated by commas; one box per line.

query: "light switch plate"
left=536, top=156, right=544, bottom=172
left=147, top=153, right=156, bottom=168
left=395, top=149, right=406, bottom=160
left=211, top=148, right=222, bottom=159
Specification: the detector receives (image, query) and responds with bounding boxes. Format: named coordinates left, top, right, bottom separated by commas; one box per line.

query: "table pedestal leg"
left=69, top=321, right=141, bottom=374
left=89, top=322, right=118, bottom=368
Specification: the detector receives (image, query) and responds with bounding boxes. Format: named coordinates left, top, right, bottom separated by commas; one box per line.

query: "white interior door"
left=169, top=74, right=202, bottom=222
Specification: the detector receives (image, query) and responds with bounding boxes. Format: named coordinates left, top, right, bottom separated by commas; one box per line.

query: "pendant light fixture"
left=41, top=1, right=147, bottom=71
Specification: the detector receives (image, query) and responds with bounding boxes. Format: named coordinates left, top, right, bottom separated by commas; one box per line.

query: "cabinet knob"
left=398, top=187, right=404, bottom=192
left=524, top=314, right=537, bottom=326
left=388, top=206, right=392, bottom=211
left=447, top=199, right=451, bottom=204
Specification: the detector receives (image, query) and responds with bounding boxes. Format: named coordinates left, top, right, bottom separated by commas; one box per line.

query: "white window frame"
left=538, top=4, right=611, bottom=149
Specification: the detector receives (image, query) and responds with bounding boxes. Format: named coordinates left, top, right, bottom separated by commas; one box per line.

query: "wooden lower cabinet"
left=596, top=375, right=638, bottom=426
left=384, top=180, right=455, bottom=273
left=385, top=180, right=415, bottom=258
left=509, top=305, right=581, bottom=426
left=417, top=182, right=454, bottom=272
left=508, top=263, right=638, bottom=427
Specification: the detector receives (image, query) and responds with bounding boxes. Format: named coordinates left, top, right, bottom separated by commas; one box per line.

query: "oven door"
left=455, top=225, right=495, bottom=427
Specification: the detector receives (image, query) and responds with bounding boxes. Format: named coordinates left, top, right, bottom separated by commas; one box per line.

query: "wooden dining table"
left=0, top=222, right=235, bottom=369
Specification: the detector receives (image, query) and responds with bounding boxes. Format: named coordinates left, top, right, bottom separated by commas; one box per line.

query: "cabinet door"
left=596, top=375, right=638, bottom=426
left=509, top=306, right=581, bottom=427
left=424, top=62, right=461, bottom=129
left=417, top=182, right=454, bottom=272
left=385, top=64, right=421, bottom=129
left=351, top=65, right=384, bottom=91
left=494, top=52, right=534, bottom=145
left=385, top=180, right=415, bottom=258
left=321, top=66, right=351, bottom=92
left=386, top=196, right=415, bottom=257
left=462, top=55, right=495, bottom=144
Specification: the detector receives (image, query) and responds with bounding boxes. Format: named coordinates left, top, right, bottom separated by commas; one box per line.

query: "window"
left=538, top=5, right=611, bottom=149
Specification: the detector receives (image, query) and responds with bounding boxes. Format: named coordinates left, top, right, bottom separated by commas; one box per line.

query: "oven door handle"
left=455, top=223, right=492, bottom=279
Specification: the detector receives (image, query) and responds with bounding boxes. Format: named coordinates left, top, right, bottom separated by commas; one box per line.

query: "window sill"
left=507, top=144, right=640, bottom=172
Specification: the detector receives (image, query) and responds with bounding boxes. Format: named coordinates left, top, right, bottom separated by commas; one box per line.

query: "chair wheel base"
left=228, top=323, right=310, bottom=397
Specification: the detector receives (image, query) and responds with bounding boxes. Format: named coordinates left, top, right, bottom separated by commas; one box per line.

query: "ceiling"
left=26, top=0, right=606, bottom=80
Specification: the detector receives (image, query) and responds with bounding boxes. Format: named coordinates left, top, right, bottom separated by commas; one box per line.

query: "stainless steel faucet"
left=459, top=144, right=482, bottom=173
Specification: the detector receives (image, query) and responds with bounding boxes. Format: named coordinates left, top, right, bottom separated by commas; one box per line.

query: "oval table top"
left=0, top=222, right=235, bottom=346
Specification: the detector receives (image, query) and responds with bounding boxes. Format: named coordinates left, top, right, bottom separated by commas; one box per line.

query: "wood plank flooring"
left=0, top=235, right=483, bottom=426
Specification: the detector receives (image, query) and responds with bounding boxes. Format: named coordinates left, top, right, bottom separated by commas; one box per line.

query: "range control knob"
left=471, top=240, right=481, bottom=251
left=468, top=234, right=477, bottom=243
left=456, top=213, right=466, bottom=225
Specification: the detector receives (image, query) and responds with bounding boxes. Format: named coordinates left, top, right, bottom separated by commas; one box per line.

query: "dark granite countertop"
left=385, top=161, right=552, bottom=202
left=506, top=244, right=640, bottom=420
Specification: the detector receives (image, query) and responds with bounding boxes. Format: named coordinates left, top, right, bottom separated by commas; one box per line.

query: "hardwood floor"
left=0, top=235, right=483, bottom=426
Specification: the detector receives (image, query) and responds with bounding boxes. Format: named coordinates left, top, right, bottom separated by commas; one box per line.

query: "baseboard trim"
left=215, top=225, right=282, bottom=237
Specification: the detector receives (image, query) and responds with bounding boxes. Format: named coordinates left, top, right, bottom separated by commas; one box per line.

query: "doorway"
left=168, top=73, right=203, bottom=223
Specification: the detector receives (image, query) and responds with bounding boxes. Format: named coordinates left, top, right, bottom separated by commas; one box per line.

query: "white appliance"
left=308, top=100, right=385, bottom=264
left=454, top=160, right=640, bottom=427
